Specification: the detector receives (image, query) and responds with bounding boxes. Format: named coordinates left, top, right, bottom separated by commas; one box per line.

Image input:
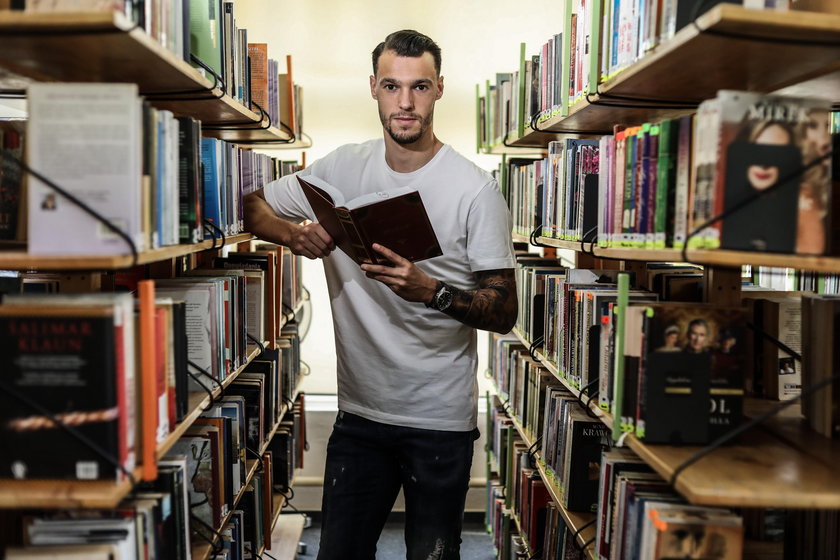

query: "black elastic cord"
left=580, top=226, right=600, bottom=257
left=203, top=218, right=227, bottom=249
left=746, top=321, right=801, bottom=362
left=594, top=90, right=700, bottom=107
left=585, top=91, right=697, bottom=110
left=681, top=151, right=832, bottom=264
left=190, top=513, right=225, bottom=557
left=141, top=70, right=221, bottom=101
left=282, top=301, right=297, bottom=323
left=190, top=54, right=227, bottom=95
left=578, top=378, right=601, bottom=419
left=572, top=518, right=596, bottom=550
left=528, top=336, right=545, bottom=361
left=0, top=90, right=26, bottom=98
left=0, top=380, right=137, bottom=487
left=186, top=370, right=216, bottom=410
left=246, top=332, right=266, bottom=354
left=526, top=436, right=543, bottom=464
left=668, top=370, right=840, bottom=487
left=529, top=224, right=553, bottom=248
left=0, top=151, right=139, bottom=268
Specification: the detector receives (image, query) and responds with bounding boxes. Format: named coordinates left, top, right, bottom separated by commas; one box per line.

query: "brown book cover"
left=297, top=175, right=442, bottom=266
left=248, top=43, right=269, bottom=114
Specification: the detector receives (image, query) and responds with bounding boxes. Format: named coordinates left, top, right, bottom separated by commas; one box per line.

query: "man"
left=684, top=318, right=710, bottom=354
left=244, top=30, right=517, bottom=559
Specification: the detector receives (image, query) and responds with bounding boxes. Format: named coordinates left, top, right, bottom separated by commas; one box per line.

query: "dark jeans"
left=317, top=411, right=479, bottom=560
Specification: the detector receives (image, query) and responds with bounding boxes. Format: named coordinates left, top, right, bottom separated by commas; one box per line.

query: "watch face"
left=436, top=286, right=453, bottom=311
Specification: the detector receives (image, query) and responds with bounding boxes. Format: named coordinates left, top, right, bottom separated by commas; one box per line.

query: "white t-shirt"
left=263, top=139, right=516, bottom=431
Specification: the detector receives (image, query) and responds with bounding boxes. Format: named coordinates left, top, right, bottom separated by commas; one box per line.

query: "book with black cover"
left=297, top=175, right=442, bottom=265
left=0, top=305, right=126, bottom=481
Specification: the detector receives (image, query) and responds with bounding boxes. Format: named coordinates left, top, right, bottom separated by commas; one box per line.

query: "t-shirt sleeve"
left=466, top=179, right=517, bottom=272
left=261, top=156, right=335, bottom=223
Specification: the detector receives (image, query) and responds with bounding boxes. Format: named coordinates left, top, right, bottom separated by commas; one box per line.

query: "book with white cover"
left=27, top=83, right=144, bottom=256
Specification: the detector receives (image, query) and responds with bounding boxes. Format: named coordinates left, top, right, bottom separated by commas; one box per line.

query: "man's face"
left=687, top=323, right=708, bottom=353
left=370, top=49, right=443, bottom=145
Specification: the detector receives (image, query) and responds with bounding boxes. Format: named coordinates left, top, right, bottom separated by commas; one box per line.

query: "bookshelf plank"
left=624, top=428, right=840, bottom=508
left=0, top=11, right=293, bottom=143
left=513, top=330, right=840, bottom=509
left=270, top=513, right=306, bottom=560
left=528, top=236, right=840, bottom=274
left=513, top=4, right=840, bottom=136
left=0, top=467, right=140, bottom=509
left=0, top=233, right=254, bottom=271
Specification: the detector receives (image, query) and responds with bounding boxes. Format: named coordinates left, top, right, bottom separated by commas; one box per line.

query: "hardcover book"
left=297, top=175, right=442, bottom=265
left=0, top=304, right=131, bottom=481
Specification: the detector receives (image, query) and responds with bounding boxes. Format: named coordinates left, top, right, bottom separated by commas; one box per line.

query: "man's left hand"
left=360, top=243, right=437, bottom=303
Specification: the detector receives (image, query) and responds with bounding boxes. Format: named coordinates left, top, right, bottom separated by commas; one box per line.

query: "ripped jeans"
left=316, top=411, right=479, bottom=560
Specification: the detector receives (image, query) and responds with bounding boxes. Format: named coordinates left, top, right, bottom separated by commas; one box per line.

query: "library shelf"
left=0, top=233, right=255, bottom=271
left=0, top=340, right=269, bottom=510
left=189, top=457, right=263, bottom=560
left=480, top=132, right=554, bottom=154
left=0, top=467, right=141, bottom=509
left=0, top=10, right=292, bottom=144
left=155, top=342, right=268, bottom=461
left=527, top=235, right=840, bottom=273
left=499, top=396, right=598, bottom=559
left=269, top=514, right=307, bottom=560
left=514, top=3, right=840, bottom=138
left=509, top=328, right=840, bottom=510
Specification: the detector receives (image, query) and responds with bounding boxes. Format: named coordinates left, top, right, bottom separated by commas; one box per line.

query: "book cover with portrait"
left=638, top=303, right=748, bottom=444
left=712, top=90, right=832, bottom=255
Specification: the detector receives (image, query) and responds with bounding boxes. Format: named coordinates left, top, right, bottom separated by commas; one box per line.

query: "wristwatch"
left=426, top=281, right=454, bottom=311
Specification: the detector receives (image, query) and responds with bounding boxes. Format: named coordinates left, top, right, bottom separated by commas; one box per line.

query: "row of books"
left=487, top=399, right=747, bottom=560
left=478, top=0, right=792, bottom=145
left=0, top=245, right=302, bottom=482
left=2, top=393, right=307, bottom=560
left=510, top=255, right=836, bottom=446
left=13, top=0, right=306, bottom=135
left=1, top=83, right=303, bottom=252
left=502, top=90, right=840, bottom=256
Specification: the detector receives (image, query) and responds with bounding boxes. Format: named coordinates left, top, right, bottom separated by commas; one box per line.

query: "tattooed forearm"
left=442, top=269, right=518, bottom=333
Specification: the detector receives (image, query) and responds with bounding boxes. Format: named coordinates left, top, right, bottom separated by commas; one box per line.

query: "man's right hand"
left=287, top=222, right=335, bottom=260
left=244, top=189, right=335, bottom=260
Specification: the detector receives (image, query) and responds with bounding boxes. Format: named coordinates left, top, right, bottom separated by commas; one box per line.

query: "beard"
left=381, top=110, right=433, bottom=145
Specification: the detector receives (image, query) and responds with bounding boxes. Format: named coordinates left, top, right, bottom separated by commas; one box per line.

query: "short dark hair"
left=372, top=30, right=442, bottom=77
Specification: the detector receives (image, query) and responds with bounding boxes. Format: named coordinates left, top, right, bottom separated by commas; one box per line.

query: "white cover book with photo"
left=27, top=83, right=144, bottom=256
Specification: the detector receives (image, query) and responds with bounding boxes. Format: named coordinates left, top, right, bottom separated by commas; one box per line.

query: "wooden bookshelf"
left=510, top=329, right=840, bottom=510
left=0, top=341, right=268, bottom=510
left=270, top=514, right=307, bottom=560
left=0, top=10, right=292, bottom=143
left=0, top=233, right=254, bottom=271
left=0, top=467, right=141, bottom=509
left=528, top=236, right=840, bottom=273
left=514, top=3, right=840, bottom=139
left=498, top=393, right=597, bottom=559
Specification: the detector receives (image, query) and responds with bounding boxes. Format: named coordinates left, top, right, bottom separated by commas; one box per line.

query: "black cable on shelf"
left=0, top=150, right=140, bottom=269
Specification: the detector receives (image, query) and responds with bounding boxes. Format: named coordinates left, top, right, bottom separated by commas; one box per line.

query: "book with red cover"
left=297, top=175, right=443, bottom=266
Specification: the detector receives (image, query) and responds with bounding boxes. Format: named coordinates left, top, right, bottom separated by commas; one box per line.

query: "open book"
left=298, top=175, right=443, bottom=265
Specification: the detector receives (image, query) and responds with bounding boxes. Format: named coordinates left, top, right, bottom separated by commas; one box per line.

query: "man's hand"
left=287, top=222, right=336, bottom=260
left=360, top=243, right=437, bottom=303
left=244, top=189, right=335, bottom=260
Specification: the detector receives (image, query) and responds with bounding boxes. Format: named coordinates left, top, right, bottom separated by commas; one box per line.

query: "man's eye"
left=416, top=85, right=428, bottom=91
left=384, top=84, right=397, bottom=91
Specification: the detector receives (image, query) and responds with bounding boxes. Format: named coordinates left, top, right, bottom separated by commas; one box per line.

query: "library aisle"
left=298, top=520, right=496, bottom=560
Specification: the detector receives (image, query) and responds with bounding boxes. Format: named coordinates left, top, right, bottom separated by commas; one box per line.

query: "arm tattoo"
left=442, top=269, right=518, bottom=333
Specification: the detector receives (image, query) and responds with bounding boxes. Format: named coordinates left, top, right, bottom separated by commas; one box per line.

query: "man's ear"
left=436, top=76, right=444, bottom=100
left=370, top=75, right=377, bottom=99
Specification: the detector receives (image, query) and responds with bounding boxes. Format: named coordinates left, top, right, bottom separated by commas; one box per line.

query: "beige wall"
left=239, top=0, right=565, bottom=394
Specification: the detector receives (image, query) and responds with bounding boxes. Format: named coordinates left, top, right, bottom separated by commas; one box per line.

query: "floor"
left=295, top=517, right=497, bottom=560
